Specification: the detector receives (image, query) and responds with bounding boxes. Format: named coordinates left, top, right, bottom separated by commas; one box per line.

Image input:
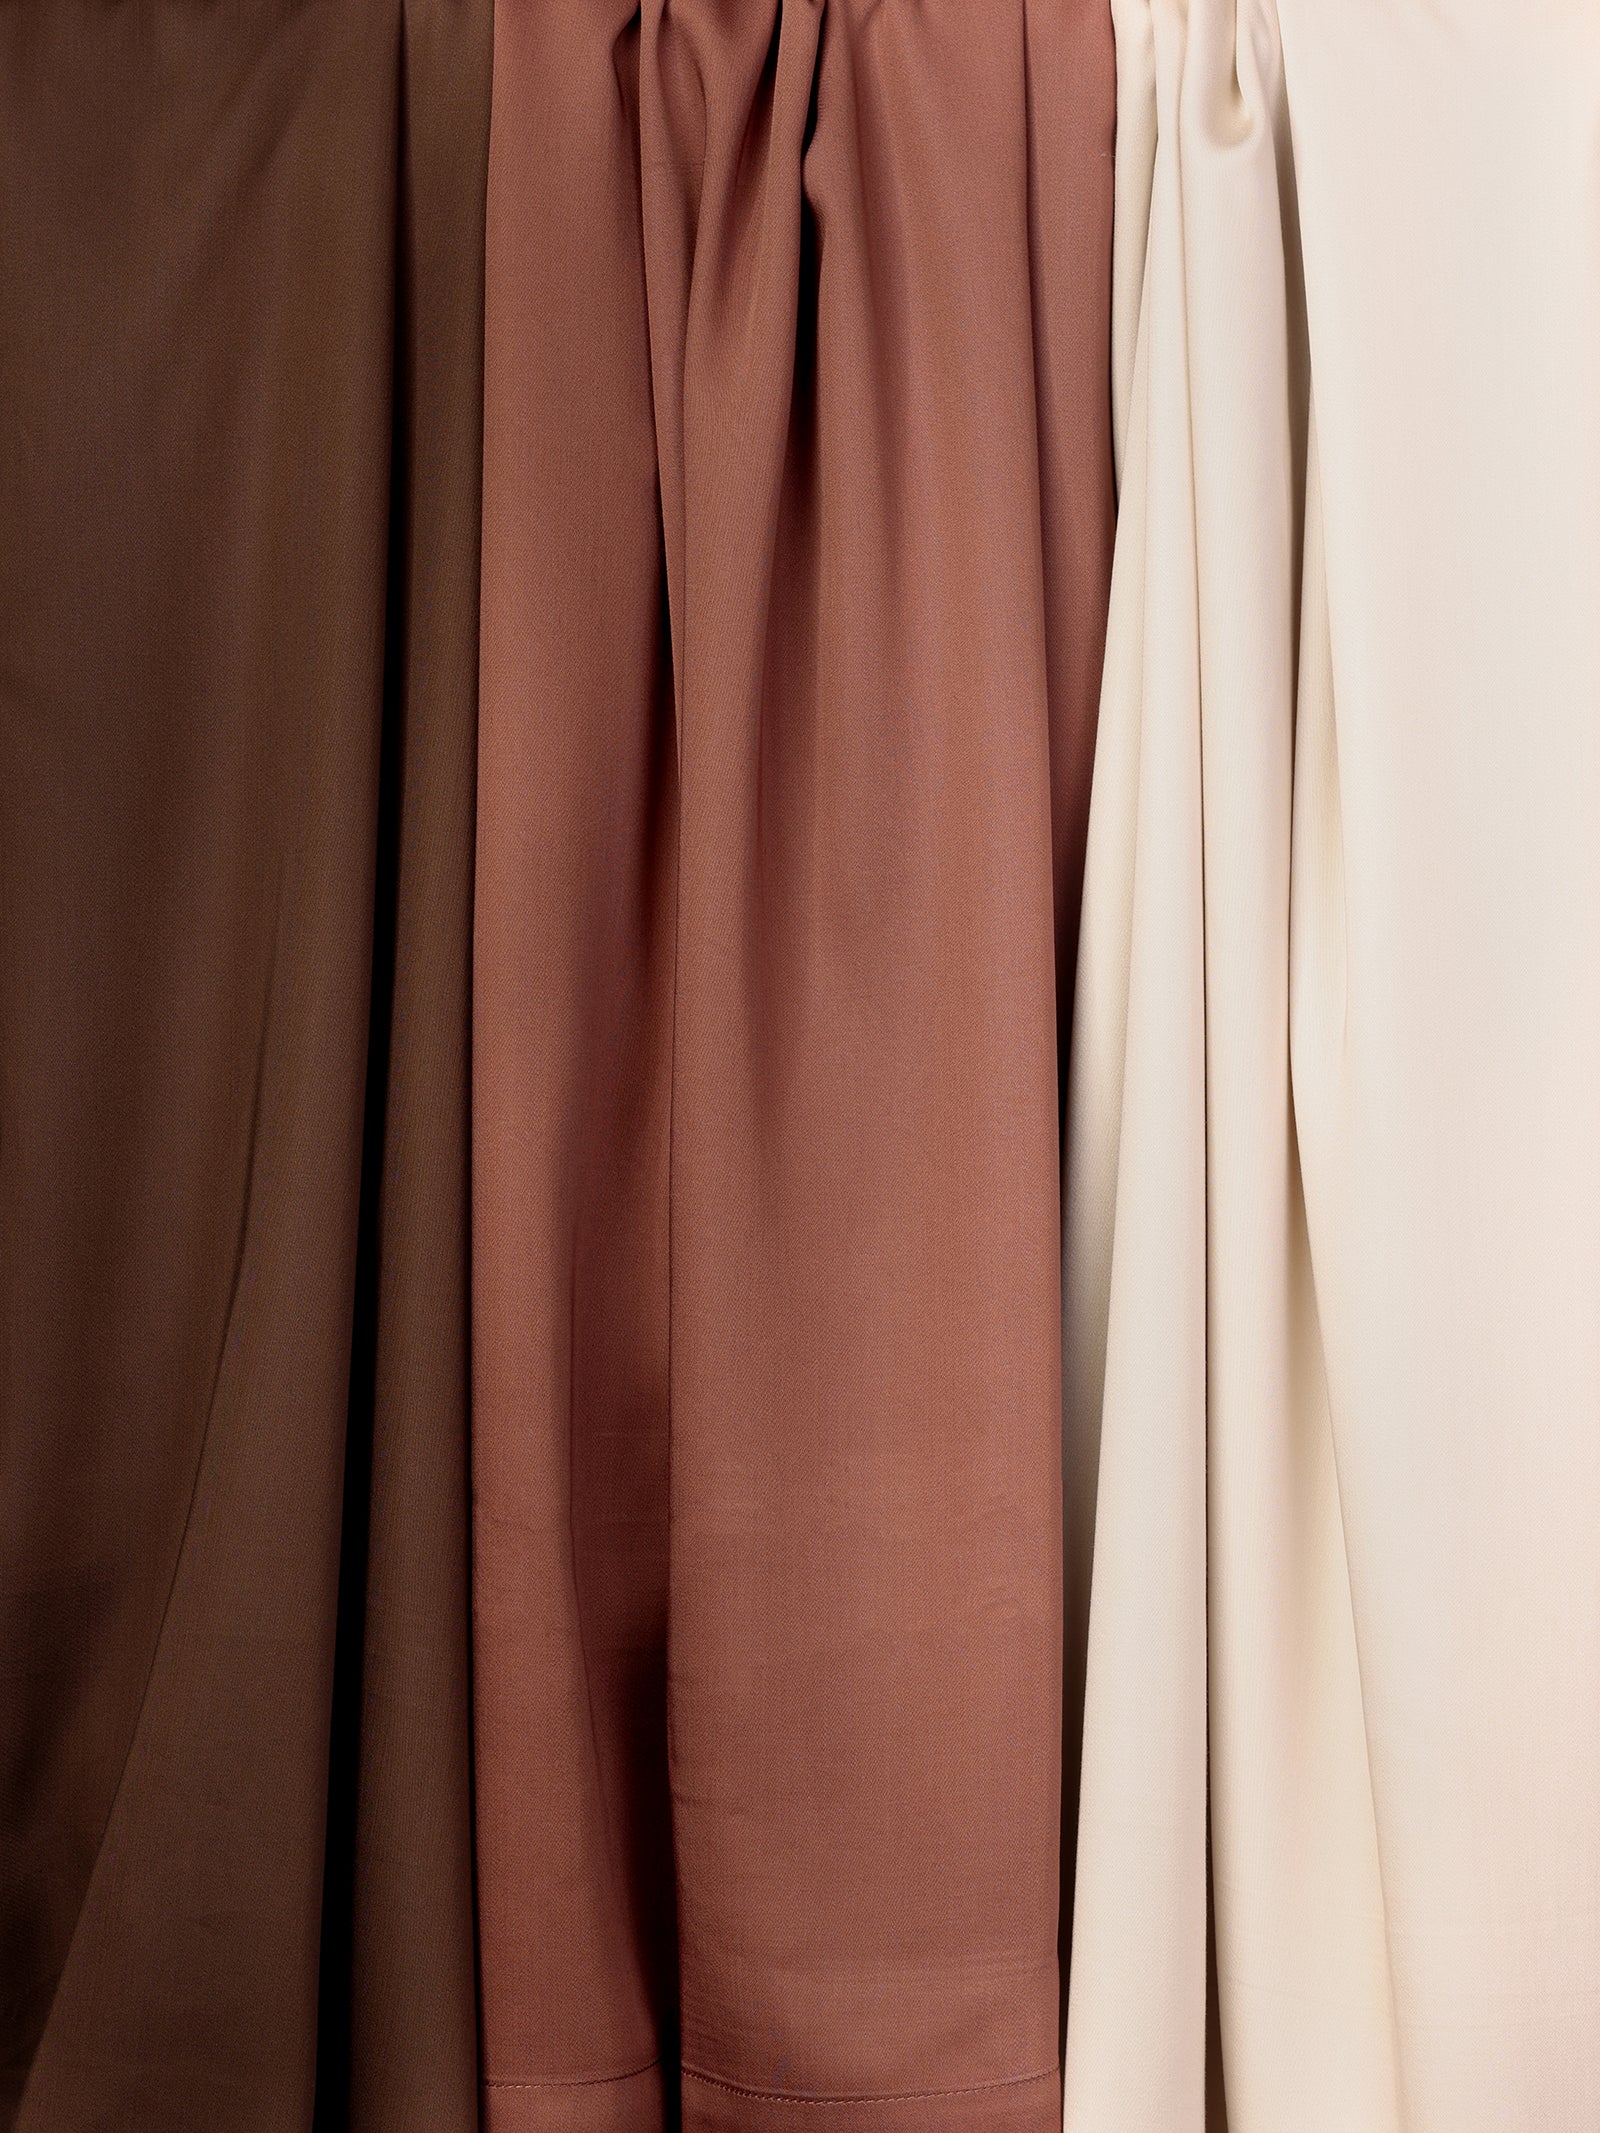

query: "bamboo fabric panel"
left=471, top=1, right=1115, bottom=2127
left=0, top=4, right=489, bottom=2127
left=1064, top=2, right=1600, bottom=2127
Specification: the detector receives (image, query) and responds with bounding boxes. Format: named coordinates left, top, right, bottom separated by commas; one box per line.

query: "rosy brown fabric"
left=472, top=2, right=1115, bottom=2125
left=0, top=4, right=488, bottom=2126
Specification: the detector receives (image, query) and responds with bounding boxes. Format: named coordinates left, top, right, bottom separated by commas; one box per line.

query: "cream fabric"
left=1064, top=3, right=1600, bottom=2127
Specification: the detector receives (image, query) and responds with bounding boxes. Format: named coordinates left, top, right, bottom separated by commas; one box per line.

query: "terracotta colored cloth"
left=0, top=4, right=488, bottom=2127
left=472, top=1, right=1115, bottom=2126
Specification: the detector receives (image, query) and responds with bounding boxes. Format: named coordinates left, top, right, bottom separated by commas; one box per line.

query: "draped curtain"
left=1067, top=4, right=1600, bottom=2127
left=5, top=3, right=1600, bottom=2131
left=472, top=4, right=1112, bottom=2125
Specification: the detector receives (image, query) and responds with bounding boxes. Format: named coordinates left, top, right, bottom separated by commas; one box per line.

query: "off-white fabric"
left=1064, top=2, right=1600, bottom=2127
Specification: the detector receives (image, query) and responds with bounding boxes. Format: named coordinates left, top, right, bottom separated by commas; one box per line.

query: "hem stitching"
left=484, top=2060, right=661, bottom=2092
left=680, top=2064, right=1058, bottom=2107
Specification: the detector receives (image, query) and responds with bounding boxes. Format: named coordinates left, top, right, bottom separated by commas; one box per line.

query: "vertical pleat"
left=1060, top=1, right=1213, bottom=2119
left=316, top=4, right=493, bottom=2131
left=1021, top=0, right=1119, bottom=2012
left=472, top=2, right=679, bottom=2126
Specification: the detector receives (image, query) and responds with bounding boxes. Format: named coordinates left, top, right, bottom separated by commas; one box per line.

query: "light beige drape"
left=1065, top=2, right=1600, bottom=2126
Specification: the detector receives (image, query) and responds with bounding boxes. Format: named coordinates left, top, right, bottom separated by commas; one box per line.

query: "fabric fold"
left=472, top=0, right=679, bottom=2121
left=314, top=4, right=492, bottom=2129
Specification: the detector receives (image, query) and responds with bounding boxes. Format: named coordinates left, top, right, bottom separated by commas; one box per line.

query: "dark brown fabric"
left=472, top=2, right=1116, bottom=2126
left=0, top=4, right=488, bottom=2126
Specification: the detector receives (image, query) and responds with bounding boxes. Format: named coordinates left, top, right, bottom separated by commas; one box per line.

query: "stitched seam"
left=483, top=2059, right=661, bottom=2092
left=680, top=2065, right=1057, bottom=2106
